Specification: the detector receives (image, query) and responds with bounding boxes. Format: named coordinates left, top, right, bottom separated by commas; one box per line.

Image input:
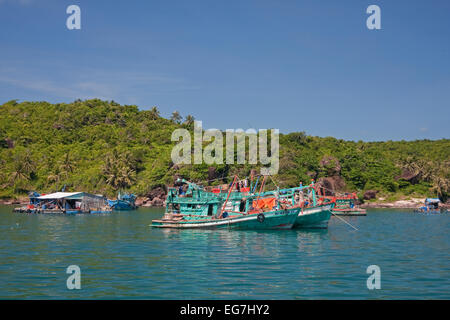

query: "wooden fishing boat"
left=312, top=192, right=366, bottom=216
left=107, top=192, right=137, bottom=210
left=151, top=176, right=300, bottom=230
left=330, top=194, right=366, bottom=216
left=262, top=181, right=336, bottom=228
left=152, top=176, right=338, bottom=230
left=294, top=202, right=334, bottom=228
left=152, top=208, right=299, bottom=229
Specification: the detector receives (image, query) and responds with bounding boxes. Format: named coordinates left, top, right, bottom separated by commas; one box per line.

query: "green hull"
left=151, top=208, right=300, bottom=230
left=294, top=203, right=333, bottom=229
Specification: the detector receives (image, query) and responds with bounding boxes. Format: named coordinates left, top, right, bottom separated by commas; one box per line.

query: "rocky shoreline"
left=2, top=196, right=448, bottom=209
left=360, top=198, right=425, bottom=209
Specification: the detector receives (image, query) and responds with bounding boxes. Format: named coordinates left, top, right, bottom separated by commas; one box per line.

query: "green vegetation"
left=1, top=99, right=449, bottom=202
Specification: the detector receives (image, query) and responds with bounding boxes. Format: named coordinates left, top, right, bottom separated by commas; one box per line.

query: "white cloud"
left=0, top=0, right=34, bottom=6
left=0, top=67, right=199, bottom=105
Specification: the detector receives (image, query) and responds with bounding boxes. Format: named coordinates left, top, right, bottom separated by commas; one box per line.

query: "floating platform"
left=13, top=207, right=112, bottom=214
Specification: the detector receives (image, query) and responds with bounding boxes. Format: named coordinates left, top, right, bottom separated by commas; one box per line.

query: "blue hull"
left=107, top=199, right=136, bottom=210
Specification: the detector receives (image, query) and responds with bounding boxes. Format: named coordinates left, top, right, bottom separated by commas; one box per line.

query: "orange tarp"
left=253, top=197, right=276, bottom=210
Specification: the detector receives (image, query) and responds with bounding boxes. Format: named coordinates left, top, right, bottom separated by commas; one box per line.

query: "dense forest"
left=0, top=99, right=449, bottom=202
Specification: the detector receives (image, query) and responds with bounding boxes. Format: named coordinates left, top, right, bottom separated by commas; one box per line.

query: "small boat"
left=330, top=193, right=366, bottom=216
left=107, top=192, right=137, bottom=210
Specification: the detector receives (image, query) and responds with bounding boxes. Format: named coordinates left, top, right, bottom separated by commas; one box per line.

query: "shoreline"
left=2, top=197, right=447, bottom=209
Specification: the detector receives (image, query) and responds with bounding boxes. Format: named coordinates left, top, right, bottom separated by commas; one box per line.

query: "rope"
left=331, top=211, right=359, bottom=231
left=268, top=174, right=279, bottom=189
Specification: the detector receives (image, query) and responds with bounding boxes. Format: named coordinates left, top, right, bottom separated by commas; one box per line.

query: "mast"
left=219, top=175, right=237, bottom=218
left=253, top=175, right=267, bottom=213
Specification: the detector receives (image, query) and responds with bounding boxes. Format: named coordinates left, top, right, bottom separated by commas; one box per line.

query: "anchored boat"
left=267, top=181, right=336, bottom=228
left=107, top=192, right=137, bottom=210
left=152, top=176, right=335, bottom=230
left=328, top=193, right=366, bottom=216
left=151, top=176, right=300, bottom=230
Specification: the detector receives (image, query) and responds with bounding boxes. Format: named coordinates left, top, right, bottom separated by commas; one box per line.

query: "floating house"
left=14, top=192, right=111, bottom=214
left=415, top=198, right=441, bottom=213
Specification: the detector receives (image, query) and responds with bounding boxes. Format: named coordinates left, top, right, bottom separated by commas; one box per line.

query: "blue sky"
left=0, top=0, right=449, bottom=141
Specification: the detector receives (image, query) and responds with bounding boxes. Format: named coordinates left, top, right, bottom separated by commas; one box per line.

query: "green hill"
left=1, top=99, right=449, bottom=202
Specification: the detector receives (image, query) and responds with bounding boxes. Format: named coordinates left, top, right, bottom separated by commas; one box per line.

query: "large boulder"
left=317, top=176, right=346, bottom=196
left=150, top=197, right=165, bottom=207
left=395, top=169, right=420, bottom=184
left=135, top=197, right=149, bottom=206
left=146, top=186, right=167, bottom=202
left=363, top=190, right=378, bottom=200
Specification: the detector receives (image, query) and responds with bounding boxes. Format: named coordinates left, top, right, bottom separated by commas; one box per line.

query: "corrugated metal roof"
left=37, top=192, right=83, bottom=199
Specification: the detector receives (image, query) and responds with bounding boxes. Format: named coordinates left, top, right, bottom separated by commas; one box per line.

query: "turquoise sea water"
left=0, top=205, right=448, bottom=299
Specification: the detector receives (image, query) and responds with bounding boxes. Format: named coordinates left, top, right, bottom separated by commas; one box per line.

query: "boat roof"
left=425, top=198, right=440, bottom=203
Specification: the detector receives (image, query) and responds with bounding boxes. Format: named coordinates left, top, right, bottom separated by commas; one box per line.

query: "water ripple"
left=0, top=206, right=449, bottom=299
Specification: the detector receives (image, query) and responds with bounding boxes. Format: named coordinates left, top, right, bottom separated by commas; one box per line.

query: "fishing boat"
left=329, top=193, right=366, bottom=216
left=269, top=181, right=336, bottom=228
left=151, top=177, right=300, bottom=229
left=295, top=202, right=335, bottom=228
left=152, top=176, right=337, bottom=229
left=107, top=192, right=137, bottom=210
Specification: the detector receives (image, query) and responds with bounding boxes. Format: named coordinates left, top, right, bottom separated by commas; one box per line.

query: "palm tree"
left=102, top=150, right=137, bottom=190
left=170, top=111, right=182, bottom=124
left=117, top=166, right=136, bottom=189
left=47, top=173, right=60, bottom=184
left=184, top=115, right=195, bottom=126
left=10, top=161, right=29, bottom=184
left=59, top=152, right=74, bottom=176
left=149, top=106, right=160, bottom=120
left=9, top=151, right=35, bottom=185
left=20, top=151, right=35, bottom=175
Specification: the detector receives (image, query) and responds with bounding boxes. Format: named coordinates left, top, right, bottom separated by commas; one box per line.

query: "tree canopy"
left=0, top=99, right=448, bottom=201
